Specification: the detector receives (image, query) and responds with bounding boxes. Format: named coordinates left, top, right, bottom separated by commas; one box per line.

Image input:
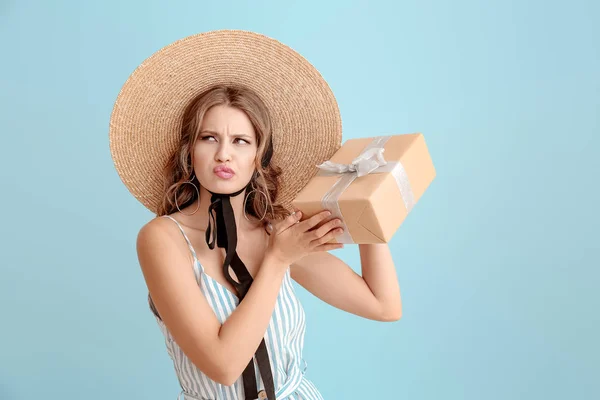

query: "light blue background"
left=1, top=0, right=598, bottom=399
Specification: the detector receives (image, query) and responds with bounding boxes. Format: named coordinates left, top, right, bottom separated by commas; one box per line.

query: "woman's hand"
left=266, top=210, right=344, bottom=266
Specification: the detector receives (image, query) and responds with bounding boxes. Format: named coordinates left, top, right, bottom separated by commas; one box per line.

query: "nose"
left=215, top=142, right=232, bottom=162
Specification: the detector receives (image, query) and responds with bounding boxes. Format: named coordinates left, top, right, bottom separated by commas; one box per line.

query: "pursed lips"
left=214, top=166, right=235, bottom=174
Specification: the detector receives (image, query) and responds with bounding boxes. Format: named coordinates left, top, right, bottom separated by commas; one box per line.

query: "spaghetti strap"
left=152, top=216, right=320, bottom=400
left=161, top=215, right=204, bottom=274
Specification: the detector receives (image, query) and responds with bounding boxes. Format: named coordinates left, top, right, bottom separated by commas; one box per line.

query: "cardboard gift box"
left=291, top=133, right=436, bottom=244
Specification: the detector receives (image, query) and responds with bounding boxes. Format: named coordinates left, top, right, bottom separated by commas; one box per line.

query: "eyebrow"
left=200, top=130, right=253, bottom=139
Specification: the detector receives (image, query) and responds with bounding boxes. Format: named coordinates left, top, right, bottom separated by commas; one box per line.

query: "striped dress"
left=154, top=215, right=324, bottom=400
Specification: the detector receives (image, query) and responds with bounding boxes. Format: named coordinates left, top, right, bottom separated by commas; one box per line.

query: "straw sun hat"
left=109, top=29, right=343, bottom=215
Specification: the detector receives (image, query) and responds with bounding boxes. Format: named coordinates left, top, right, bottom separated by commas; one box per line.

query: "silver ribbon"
left=315, top=136, right=416, bottom=243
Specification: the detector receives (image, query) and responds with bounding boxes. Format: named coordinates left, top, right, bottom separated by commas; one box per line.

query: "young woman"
left=110, top=31, right=401, bottom=400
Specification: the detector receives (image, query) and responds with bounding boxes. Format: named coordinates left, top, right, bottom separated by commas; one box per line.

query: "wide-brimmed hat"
left=109, top=29, right=342, bottom=214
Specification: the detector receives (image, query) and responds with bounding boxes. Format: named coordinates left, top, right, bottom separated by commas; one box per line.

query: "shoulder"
left=136, top=216, right=192, bottom=270
left=137, top=216, right=176, bottom=248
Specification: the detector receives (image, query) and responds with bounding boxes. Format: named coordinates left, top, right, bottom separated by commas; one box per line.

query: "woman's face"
left=193, top=104, right=258, bottom=193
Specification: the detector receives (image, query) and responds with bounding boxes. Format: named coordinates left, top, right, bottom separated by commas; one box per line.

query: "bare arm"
left=290, top=243, right=401, bottom=321
left=358, top=243, right=402, bottom=320
left=137, top=218, right=287, bottom=386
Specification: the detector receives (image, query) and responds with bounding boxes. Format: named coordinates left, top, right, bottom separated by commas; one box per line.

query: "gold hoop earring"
left=243, top=186, right=269, bottom=222
left=175, top=173, right=200, bottom=215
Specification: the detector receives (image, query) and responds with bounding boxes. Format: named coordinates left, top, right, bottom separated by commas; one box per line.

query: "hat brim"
left=109, top=29, right=342, bottom=214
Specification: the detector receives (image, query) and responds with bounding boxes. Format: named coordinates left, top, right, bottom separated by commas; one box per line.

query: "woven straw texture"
left=109, top=30, right=342, bottom=214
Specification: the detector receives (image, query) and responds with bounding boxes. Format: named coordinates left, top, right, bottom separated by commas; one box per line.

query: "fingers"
left=312, top=217, right=342, bottom=239
left=313, top=226, right=344, bottom=246
left=311, top=242, right=344, bottom=252
left=275, top=209, right=302, bottom=234
left=298, top=210, right=332, bottom=231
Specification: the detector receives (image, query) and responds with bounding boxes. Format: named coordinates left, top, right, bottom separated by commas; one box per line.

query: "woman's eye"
left=201, top=136, right=250, bottom=144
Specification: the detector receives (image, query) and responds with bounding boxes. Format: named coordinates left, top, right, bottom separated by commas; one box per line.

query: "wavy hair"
left=150, top=85, right=290, bottom=321
left=156, top=84, right=289, bottom=228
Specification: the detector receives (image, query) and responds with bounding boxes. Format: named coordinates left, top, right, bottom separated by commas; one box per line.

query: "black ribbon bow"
left=205, top=184, right=276, bottom=400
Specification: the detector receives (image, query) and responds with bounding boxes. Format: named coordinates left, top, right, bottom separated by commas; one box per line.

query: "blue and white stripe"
left=155, top=215, right=324, bottom=400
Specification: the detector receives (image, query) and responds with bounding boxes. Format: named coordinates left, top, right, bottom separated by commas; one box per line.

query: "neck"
left=177, top=184, right=259, bottom=232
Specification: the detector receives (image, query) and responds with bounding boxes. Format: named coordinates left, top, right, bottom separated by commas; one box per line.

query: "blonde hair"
left=157, top=84, right=289, bottom=227
left=150, top=85, right=289, bottom=321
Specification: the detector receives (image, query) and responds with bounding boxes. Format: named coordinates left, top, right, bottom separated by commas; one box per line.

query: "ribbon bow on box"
left=316, top=147, right=388, bottom=177
left=314, top=136, right=416, bottom=244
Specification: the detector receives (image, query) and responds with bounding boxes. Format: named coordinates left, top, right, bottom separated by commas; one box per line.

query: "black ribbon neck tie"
left=205, top=185, right=276, bottom=400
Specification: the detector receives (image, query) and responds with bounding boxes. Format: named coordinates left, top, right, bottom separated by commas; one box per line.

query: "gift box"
left=291, top=133, right=436, bottom=244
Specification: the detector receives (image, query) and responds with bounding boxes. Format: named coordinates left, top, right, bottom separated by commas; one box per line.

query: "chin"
left=212, top=176, right=237, bottom=183
left=207, top=176, right=247, bottom=190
